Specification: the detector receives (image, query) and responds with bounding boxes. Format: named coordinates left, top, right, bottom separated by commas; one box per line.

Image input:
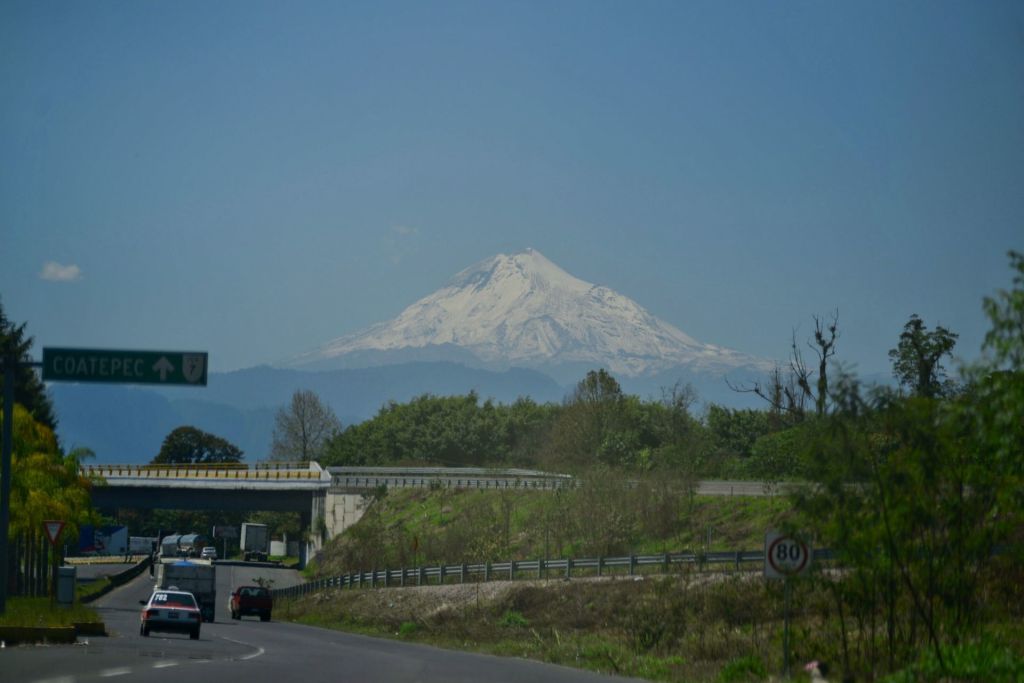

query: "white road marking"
left=99, top=668, right=132, bottom=677
left=153, top=661, right=179, bottom=668
left=33, top=677, right=75, bottom=683
left=219, top=635, right=265, bottom=660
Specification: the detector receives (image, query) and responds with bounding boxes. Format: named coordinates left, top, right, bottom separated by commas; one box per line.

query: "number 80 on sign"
left=764, top=531, right=811, bottom=579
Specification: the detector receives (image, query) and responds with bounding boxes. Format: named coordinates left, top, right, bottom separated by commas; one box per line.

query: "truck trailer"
left=156, top=559, right=217, bottom=622
left=240, top=523, right=269, bottom=562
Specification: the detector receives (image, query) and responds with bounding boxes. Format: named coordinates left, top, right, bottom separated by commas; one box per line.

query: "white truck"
left=156, top=559, right=217, bottom=622
left=130, top=536, right=158, bottom=555
left=241, top=522, right=269, bottom=562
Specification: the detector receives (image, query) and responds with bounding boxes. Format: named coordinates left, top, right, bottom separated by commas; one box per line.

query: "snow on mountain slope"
left=287, top=248, right=771, bottom=377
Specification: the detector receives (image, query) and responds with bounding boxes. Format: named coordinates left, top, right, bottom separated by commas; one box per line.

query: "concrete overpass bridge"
left=82, top=461, right=332, bottom=565
left=84, top=463, right=787, bottom=566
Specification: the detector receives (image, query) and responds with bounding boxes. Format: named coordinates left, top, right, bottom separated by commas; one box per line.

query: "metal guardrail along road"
left=275, top=548, right=836, bottom=598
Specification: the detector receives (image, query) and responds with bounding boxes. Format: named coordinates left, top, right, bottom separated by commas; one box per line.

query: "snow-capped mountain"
left=287, top=249, right=771, bottom=378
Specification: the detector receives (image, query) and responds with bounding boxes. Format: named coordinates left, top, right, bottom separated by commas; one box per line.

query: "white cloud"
left=392, top=225, right=419, bottom=238
left=40, top=261, right=82, bottom=282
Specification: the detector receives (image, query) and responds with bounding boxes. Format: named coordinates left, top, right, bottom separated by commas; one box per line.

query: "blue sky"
left=2, top=1, right=1022, bottom=380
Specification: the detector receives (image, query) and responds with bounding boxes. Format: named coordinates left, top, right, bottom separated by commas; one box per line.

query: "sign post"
left=42, top=348, right=208, bottom=386
left=765, top=531, right=812, bottom=678
left=213, top=525, right=238, bottom=560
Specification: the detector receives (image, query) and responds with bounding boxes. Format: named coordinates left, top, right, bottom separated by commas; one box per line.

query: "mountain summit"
left=287, top=248, right=769, bottom=378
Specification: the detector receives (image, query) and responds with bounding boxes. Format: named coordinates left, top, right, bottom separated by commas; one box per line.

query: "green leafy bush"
left=717, top=655, right=768, bottom=682
left=882, top=640, right=1024, bottom=683
left=499, top=610, right=529, bottom=628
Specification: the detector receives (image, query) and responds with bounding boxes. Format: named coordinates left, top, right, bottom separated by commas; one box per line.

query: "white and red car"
left=140, top=589, right=202, bottom=639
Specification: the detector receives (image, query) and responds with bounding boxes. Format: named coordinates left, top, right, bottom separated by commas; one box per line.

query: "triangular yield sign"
left=43, top=520, right=65, bottom=546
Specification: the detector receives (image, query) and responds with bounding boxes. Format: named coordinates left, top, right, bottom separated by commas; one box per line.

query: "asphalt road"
left=2, top=563, right=643, bottom=683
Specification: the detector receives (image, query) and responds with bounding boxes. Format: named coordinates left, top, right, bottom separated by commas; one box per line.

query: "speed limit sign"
left=764, top=531, right=811, bottom=579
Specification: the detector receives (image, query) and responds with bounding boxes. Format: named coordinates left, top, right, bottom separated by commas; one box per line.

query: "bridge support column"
left=300, top=490, right=328, bottom=568
left=324, top=491, right=370, bottom=540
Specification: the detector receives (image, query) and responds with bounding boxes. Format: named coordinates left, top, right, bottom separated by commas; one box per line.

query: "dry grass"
left=280, top=568, right=790, bottom=682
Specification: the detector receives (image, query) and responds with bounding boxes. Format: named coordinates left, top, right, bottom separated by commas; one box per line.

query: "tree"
left=888, top=314, right=959, bottom=398
left=5, top=404, right=96, bottom=596
left=572, top=368, right=624, bottom=405
left=730, top=311, right=839, bottom=421
left=152, top=426, right=244, bottom=464
left=981, top=250, right=1024, bottom=371
left=0, top=299, right=56, bottom=431
left=791, top=255, right=1024, bottom=678
left=550, top=370, right=631, bottom=469
left=271, top=390, right=341, bottom=462
left=805, top=311, right=840, bottom=417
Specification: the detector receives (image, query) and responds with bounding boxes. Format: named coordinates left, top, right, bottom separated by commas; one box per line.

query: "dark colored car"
left=140, top=589, right=202, bottom=639
left=229, top=585, right=272, bottom=621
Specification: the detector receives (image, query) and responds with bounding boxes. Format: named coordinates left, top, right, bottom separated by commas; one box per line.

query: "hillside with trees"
left=304, top=251, right=1024, bottom=681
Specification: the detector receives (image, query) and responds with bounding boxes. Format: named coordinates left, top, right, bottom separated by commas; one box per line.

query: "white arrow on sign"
left=152, top=357, right=175, bottom=381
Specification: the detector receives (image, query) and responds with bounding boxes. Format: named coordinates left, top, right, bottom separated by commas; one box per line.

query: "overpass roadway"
left=83, top=462, right=332, bottom=565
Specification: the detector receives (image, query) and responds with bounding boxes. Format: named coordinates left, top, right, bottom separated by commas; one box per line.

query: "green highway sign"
left=42, top=348, right=208, bottom=386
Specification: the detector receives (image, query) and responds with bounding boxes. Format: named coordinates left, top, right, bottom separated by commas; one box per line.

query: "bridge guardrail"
left=83, top=464, right=325, bottom=480
left=326, top=468, right=792, bottom=497
left=331, top=475, right=574, bottom=491
left=273, top=548, right=836, bottom=599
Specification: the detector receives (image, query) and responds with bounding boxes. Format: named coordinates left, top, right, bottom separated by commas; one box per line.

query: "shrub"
left=718, top=655, right=768, bottom=682
left=499, top=610, right=529, bottom=628
left=882, top=640, right=1024, bottom=683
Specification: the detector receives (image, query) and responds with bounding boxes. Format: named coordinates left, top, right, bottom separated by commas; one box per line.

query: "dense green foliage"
left=151, top=425, right=244, bottom=464
left=324, top=376, right=718, bottom=475
left=1, top=299, right=56, bottom=431
left=323, top=372, right=811, bottom=482
left=1, top=308, right=96, bottom=598
left=326, top=392, right=558, bottom=468
left=787, top=251, right=1024, bottom=680
left=888, top=313, right=959, bottom=398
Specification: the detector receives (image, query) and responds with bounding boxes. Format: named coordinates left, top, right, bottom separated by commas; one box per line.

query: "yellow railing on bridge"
left=82, top=464, right=321, bottom=480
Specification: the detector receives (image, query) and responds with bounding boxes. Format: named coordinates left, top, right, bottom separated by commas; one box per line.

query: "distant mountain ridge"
left=287, top=248, right=771, bottom=377
left=53, top=362, right=565, bottom=464
left=52, top=249, right=777, bottom=463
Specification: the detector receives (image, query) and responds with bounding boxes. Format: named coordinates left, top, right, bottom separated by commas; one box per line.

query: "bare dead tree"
left=728, top=310, right=839, bottom=421
left=271, top=389, right=342, bottom=462
left=809, top=311, right=839, bottom=416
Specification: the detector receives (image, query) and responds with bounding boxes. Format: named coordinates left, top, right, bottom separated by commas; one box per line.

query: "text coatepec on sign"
left=42, top=348, right=208, bottom=386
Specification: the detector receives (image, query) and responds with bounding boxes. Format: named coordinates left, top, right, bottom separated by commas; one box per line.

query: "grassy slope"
left=288, top=488, right=1023, bottom=682
left=313, top=487, right=792, bottom=579
left=290, top=488, right=804, bottom=682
